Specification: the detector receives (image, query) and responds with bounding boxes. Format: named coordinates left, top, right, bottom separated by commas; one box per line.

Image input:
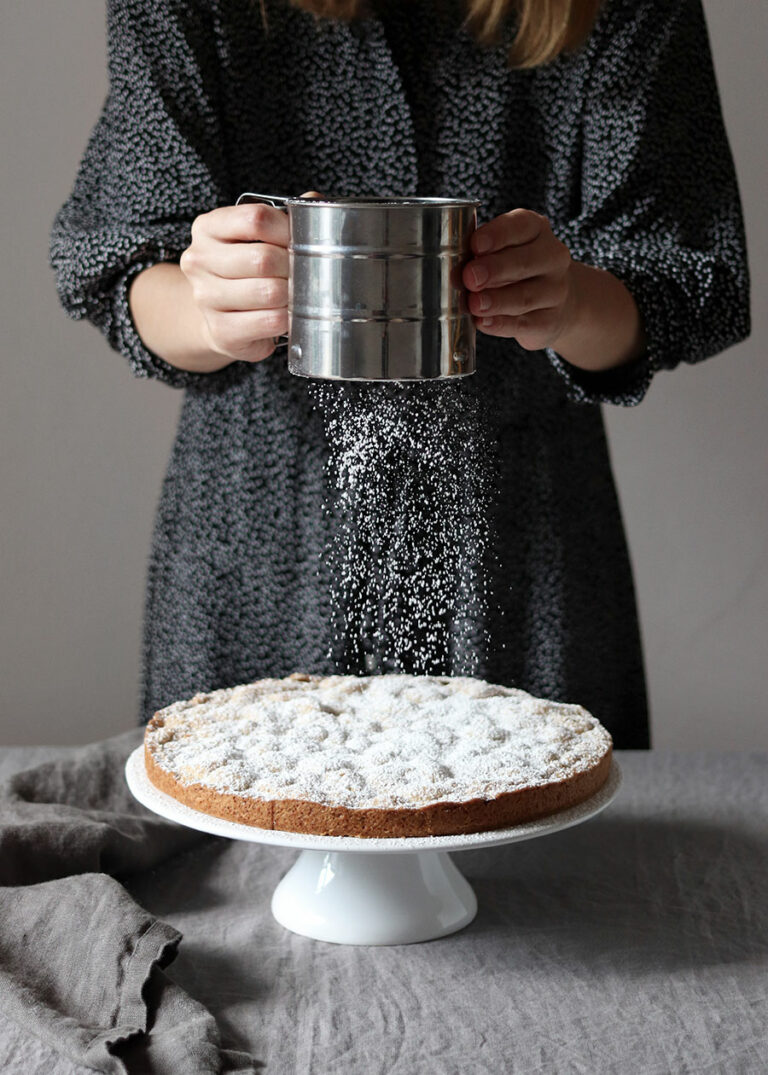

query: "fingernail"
left=481, top=317, right=494, bottom=327
left=474, top=231, right=491, bottom=254
left=471, top=263, right=489, bottom=287
left=478, top=292, right=491, bottom=312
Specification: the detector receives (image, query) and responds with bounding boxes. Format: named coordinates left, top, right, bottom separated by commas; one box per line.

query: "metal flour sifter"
left=237, top=193, right=480, bottom=380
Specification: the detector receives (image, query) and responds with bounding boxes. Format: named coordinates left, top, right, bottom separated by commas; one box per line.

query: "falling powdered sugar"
left=310, top=381, right=494, bottom=676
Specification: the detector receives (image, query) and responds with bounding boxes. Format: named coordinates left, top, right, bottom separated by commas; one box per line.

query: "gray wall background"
left=1, top=1, right=765, bottom=748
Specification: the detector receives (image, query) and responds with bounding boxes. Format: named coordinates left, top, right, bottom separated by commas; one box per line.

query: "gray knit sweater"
left=50, top=0, right=749, bottom=748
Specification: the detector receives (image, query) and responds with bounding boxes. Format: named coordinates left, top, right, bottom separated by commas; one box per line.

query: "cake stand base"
left=271, top=848, right=477, bottom=945
left=126, top=748, right=621, bottom=947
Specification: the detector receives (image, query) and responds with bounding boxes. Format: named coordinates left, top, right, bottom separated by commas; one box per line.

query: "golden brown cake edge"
left=143, top=734, right=612, bottom=839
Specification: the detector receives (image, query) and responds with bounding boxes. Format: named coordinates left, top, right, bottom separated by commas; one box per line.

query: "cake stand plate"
left=126, top=748, right=621, bottom=946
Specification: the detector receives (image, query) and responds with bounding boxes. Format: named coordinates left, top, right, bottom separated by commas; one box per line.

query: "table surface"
left=1, top=745, right=766, bottom=1075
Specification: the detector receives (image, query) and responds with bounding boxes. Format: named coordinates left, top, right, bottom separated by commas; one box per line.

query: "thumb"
left=299, top=190, right=324, bottom=199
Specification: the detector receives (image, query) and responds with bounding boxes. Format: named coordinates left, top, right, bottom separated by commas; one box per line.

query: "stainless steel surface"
left=237, top=193, right=480, bottom=380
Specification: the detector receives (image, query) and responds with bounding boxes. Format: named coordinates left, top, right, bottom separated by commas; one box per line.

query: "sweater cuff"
left=545, top=346, right=656, bottom=407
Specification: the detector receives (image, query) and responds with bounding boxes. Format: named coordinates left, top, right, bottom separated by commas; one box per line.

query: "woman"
left=50, top=0, right=750, bottom=747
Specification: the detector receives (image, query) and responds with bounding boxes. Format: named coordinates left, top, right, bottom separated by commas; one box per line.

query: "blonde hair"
left=260, top=0, right=603, bottom=68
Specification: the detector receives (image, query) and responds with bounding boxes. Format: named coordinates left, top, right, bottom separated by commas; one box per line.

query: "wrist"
left=552, top=262, right=646, bottom=373
left=129, top=263, right=232, bottom=374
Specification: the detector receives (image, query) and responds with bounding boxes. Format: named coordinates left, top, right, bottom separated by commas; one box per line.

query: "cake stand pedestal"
left=126, top=749, right=621, bottom=946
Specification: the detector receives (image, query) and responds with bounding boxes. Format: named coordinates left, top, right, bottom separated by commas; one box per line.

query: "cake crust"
left=144, top=741, right=611, bottom=837
left=143, top=674, right=613, bottom=838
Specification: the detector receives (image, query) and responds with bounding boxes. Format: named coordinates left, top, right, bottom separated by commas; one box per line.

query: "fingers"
left=182, top=239, right=289, bottom=281
left=463, top=238, right=561, bottom=291
left=204, top=307, right=289, bottom=352
left=467, top=274, right=568, bottom=321
left=463, top=245, right=533, bottom=291
left=194, top=202, right=290, bottom=246
left=471, top=208, right=543, bottom=257
left=182, top=201, right=297, bottom=366
left=463, top=213, right=570, bottom=292
left=189, top=274, right=288, bottom=313
left=467, top=254, right=572, bottom=352
left=474, top=307, right=567, bottom=352
left=235, top=338, right=280, bottom=364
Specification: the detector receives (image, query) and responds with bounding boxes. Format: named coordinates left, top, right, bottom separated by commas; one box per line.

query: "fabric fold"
left=0, top=731, right=258, bottom=1074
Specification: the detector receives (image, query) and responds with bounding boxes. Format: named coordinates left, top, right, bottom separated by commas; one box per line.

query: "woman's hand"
left=463, top=209, right=574, bottom=352
left=130, top=192, right=322, bottom=375
left=462, top=209, right=646, bottom=372
left=178, top=201, right=292, bottom=367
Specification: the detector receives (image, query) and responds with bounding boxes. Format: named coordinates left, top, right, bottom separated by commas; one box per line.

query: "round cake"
left=143, top=674, right=612, bottom=838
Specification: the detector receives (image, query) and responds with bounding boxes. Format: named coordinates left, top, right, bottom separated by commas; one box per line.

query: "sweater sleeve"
left=50, top=0, right=237, bottom=388
left=547, top=0, right=750, bottom=407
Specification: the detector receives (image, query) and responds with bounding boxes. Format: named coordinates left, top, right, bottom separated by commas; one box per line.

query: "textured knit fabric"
left=50, top=0, right=749, bottom=749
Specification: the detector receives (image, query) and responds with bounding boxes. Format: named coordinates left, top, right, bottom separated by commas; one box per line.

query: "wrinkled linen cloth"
left=1, top=741, right=767, bottom=1074
left=0, top=732, right=256, bottom=1074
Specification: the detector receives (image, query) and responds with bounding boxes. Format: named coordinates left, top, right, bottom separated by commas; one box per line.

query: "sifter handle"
left=236, top=191, right=292, bottom=209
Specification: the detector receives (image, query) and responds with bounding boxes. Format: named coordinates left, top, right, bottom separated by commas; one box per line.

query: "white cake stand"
left=126, top=748, right=621, bottom=946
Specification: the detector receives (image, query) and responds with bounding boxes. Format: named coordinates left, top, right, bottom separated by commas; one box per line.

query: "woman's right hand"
left=179, top=200, right=291, bottom=368
left=129, top=192, right=321, bottom=374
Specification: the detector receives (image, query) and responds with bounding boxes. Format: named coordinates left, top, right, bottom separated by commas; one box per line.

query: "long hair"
left=259, top=0, right=603, bottom=68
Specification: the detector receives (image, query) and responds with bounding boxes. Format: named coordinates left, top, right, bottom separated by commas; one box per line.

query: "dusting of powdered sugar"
left=146, top=674, right=611, bottom=810
left=309, top=382, right=494, bottom=677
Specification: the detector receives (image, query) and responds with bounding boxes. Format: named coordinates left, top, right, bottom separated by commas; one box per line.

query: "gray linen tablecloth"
left=0, top=738, right=765, bottom=1074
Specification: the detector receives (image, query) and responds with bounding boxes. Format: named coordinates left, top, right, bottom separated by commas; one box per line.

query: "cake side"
left=143, top=739, right=612, bottom=837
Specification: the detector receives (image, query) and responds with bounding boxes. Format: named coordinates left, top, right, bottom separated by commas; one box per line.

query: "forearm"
left=554, top=262, right=647, bottom=372
left=128, top=262, right=224, bottom=373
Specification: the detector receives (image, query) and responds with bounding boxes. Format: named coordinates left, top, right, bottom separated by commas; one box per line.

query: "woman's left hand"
left=462, top=209, right=575, bottom=352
